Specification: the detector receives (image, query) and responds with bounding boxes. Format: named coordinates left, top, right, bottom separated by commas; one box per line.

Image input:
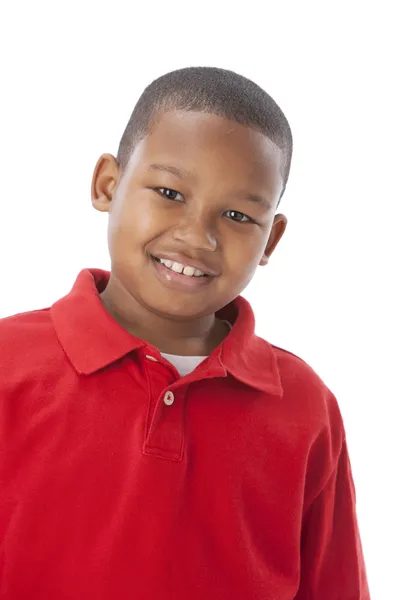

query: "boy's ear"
left=259, top=213, right=288, bottom=266
left=91, top=153, right=120, bottom=213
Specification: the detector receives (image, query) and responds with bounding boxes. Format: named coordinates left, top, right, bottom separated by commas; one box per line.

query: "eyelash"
left=155, top=187, right=254, bottom=224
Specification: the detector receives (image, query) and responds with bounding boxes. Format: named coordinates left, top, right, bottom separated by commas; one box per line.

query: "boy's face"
left=92, top=110, right=287, bottom=321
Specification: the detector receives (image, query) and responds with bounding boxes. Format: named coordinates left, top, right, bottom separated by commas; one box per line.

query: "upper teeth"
left=158, top=258, right=206, bottom=277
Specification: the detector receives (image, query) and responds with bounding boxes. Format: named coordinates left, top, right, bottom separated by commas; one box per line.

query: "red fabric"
left=0, top=269, right=370, bottom=599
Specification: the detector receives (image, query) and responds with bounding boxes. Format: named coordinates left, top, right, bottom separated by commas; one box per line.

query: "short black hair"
left=117, top=67, right=293, bottom=204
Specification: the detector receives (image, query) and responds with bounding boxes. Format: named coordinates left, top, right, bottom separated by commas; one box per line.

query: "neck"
left=100, top=274, right=229, bottom=356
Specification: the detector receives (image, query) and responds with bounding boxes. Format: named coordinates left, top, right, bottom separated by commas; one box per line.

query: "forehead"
left=128, top=110, right=283, bottom=193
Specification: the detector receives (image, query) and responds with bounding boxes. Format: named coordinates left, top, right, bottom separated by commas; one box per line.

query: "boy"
left=0, top=67, right=370, bottom=599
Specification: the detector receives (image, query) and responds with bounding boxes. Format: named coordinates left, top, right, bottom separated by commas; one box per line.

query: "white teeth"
left=158, top=258, right=206, bottom=277
left=171, top=262, right=184, bottom=274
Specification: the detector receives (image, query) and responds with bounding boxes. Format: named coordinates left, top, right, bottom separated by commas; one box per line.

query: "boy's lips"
left=150, top=255, right=218, bottom=292
left=151, top=252, right=220, bottom=277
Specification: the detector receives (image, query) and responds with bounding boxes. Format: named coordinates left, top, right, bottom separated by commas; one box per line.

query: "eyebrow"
left=242, top=193, right=270, bottom=208
left=147, top=163, right=192, bottom=180
left=148, top=163, right=271, bottom=208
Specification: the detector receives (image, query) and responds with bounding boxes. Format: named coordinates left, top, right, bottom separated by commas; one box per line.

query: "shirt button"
left=163, top=391, right=175, bottom=406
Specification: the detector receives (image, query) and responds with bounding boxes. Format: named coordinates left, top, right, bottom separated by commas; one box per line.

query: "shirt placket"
left=141, top=351, right=187, bottom=462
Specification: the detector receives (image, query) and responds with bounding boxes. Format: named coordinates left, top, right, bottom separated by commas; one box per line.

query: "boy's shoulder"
left=270, top=341, right=326, bottom=391
left=268, top=341, right=343, bottom=429
left=0, top=306, right=53, bottom=342
left=0, top=307, right=62, bottom=380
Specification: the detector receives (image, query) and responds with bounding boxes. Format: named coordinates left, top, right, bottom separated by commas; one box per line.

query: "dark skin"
left=91, top=110, right=287, bottom=356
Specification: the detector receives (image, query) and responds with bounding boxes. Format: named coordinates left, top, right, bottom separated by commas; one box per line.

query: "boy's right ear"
left=91, top=153, right=120, bottom=213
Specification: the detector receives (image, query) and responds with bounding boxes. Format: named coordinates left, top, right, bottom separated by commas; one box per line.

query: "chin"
left=147, top=300, right=215, bottom=321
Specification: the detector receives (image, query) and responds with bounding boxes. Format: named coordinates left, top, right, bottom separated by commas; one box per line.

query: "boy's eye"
left=155, top=189, right=253, bottom=224
left=157, top=187, right=184, bottom=202
left=225, top=210, right=252, bottom=223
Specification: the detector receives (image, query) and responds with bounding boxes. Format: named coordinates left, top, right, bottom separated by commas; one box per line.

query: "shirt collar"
left=51, top=268, right=283, bottom=397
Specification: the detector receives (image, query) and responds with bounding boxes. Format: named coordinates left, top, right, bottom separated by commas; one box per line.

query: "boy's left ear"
left=259, top=213, right=288, bottom=266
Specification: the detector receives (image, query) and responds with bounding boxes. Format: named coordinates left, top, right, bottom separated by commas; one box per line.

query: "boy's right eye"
left=156, top=187, right=184, bottom=202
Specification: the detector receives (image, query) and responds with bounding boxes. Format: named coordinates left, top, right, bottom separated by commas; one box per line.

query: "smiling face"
left=92, top=110, right=287, bottom=323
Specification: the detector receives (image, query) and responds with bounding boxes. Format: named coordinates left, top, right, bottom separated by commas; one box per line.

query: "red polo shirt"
left=0, top=269, right=370, bottom=599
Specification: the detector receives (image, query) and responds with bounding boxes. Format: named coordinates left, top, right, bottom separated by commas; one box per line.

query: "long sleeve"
left=295, top=438, right=370, bottom=599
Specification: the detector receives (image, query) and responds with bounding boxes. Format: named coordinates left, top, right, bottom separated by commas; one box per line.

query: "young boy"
left=0, top=67, right=370, bottom=599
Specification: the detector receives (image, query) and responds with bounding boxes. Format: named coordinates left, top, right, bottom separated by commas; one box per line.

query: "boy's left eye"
left=225, top=210, right=252, bottom=223
left=157, top=187, right=184, bottom=201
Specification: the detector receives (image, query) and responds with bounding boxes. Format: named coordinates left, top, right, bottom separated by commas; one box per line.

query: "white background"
left=1, top=1, right=399, bottom=596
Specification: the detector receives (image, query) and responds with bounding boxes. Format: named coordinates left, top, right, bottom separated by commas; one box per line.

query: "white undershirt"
left=160, top=320, right=232, bottom=377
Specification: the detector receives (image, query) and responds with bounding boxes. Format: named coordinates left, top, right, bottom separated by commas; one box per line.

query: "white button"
left=163, top=391, right=175, bottom=406
left=145, top=355, right=158, bottom=362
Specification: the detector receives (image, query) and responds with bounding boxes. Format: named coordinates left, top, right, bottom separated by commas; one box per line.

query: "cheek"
left=108, top=195, right=157, bottom=244
left=219, top=236, right=266, bottom=293
left=224, top=235, right=265, bottom=272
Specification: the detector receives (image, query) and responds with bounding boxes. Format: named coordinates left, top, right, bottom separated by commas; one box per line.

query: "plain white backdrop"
left=1, top=1, right=399, bottom=596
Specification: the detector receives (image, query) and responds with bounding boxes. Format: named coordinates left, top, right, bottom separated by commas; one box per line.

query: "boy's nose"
left=171, top=216, right=218, bottom=252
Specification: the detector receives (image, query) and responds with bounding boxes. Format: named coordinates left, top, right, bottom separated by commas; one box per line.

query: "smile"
left=153, top=256, right=208, bottom=278
left=151, top=255, right=216, bottom=292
